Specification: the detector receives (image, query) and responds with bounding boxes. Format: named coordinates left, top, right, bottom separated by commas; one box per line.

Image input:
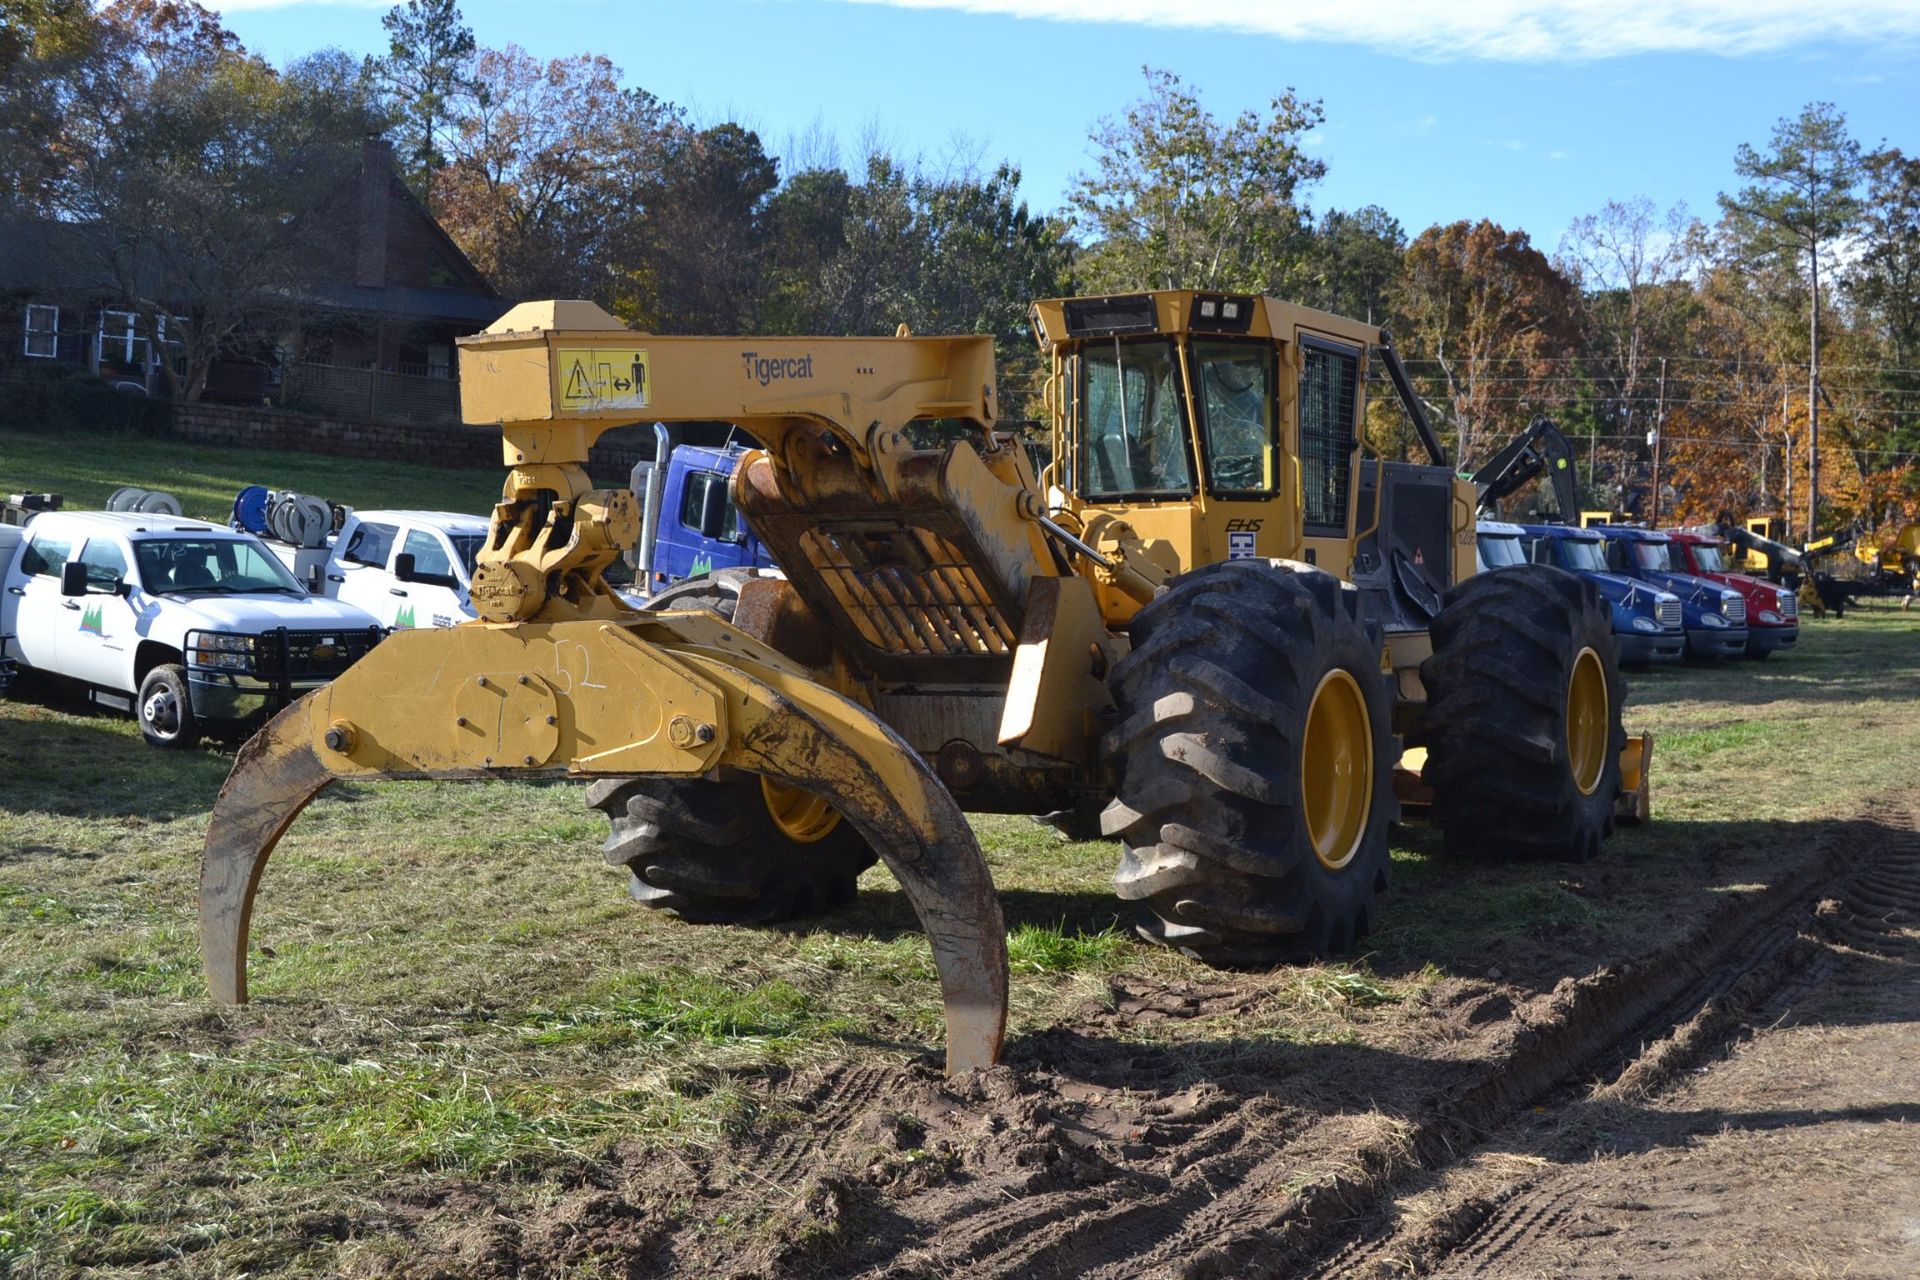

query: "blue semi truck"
left=1477, top=521, right=1685, bottom=666
left=627, top=426, right=777, bottom=596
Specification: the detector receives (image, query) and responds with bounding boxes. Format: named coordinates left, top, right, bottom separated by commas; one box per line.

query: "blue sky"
left=212, top=0, right=1920, bottom=255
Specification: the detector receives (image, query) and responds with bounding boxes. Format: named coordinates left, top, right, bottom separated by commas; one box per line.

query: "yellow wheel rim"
left=1566, top=646, right=1608, bottom=797
left=761, top=777, right=842, bottom=844
left=1301, top=668, right=1374, bottom=872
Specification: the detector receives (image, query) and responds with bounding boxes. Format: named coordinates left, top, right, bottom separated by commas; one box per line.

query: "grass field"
left=5, top=610, right=1917, bottom=1276
left=4, top=433, right=1919, bottom=1275
left=0, top=424, right=502, bottom=522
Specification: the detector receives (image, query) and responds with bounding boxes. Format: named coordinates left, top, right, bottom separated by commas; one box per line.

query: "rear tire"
left=589, top=568, right=876, bottom=922
left=587, top=772, right=875, bottom=923
left=1419, top=564, right=1625, bottom=861
left=1101, top=560, right=1396, bottom=966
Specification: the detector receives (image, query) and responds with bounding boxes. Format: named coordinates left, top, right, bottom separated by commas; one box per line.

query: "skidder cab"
left=199, top=293, right=1649, bottom=1078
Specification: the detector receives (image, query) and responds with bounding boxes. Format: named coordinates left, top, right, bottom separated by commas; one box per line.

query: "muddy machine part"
left=200, top=301, right=1009, bottom=1075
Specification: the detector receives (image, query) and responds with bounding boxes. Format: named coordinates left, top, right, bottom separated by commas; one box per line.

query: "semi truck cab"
left=1663, top=530, right=1798, bottom=659
left=1504, top=523, right=1685, bottom=666
left=1592, top=525, right=1748, bottom=660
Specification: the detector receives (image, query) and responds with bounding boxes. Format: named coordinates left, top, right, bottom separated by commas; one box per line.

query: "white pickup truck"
left=1, top=511, right=385, bottom=747
left=261, top=508, right=489, bottom=631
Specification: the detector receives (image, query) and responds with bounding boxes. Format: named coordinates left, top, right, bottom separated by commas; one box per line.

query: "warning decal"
left=557, top=347, right=649, bottom=413
left=1228, top=530, right=1257, bottom=560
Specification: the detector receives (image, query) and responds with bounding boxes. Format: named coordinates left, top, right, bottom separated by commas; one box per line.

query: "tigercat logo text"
left=741, top=352, right=815, bottom=387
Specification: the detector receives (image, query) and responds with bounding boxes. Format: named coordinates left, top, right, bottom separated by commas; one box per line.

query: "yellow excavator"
left=201, top=291, right=1648, bottom=1075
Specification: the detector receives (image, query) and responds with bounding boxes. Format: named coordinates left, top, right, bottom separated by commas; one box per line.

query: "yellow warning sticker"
left=556, top=347, right=649, bottom=413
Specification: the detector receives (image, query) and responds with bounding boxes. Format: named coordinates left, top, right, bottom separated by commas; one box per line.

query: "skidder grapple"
left=202, top=292, right=1649, bottom=1074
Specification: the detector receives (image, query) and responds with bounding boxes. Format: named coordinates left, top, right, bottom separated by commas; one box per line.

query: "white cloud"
left=1548, top=148, right=1571, bottom=160
left=834, top=0, right=1920, bottom=61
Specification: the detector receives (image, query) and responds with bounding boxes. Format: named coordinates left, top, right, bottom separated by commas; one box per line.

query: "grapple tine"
left=196, top=627, right=1010, bottom=1076
left=732, top=693, right=1008, bottom=1075
left=201, top=696, right=333, bottom=1004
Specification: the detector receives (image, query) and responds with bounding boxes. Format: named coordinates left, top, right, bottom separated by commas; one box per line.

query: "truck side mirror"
left=60, top=560, right=87, bottom=597
left=698, top=483, right=727, bottom=541
left=393, top=552, right=416, bottom=583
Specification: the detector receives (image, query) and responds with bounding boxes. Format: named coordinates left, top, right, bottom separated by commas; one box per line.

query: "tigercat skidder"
left=201, top=291, right=1650, bottom=1075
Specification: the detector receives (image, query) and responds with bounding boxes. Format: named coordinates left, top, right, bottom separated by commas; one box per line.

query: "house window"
left=98, top=310, right=150, bottom=369
left=23, top=305, right=58, bottom=358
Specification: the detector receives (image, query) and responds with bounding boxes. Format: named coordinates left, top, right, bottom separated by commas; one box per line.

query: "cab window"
left=1079, top=339, right=1192, bottom=498
left=342, top=521, right=397, bottom=567
left=20, top=534, right=73, bottom=578
left=75, top=538, right=129, bottom=589
left=1194, top=341, right=1276, bottom=495
left=679, top=471, right=746, bottom=544
left=1300, top=338, right=1360, bottom=532
left=402, top=528, right=454, bottom=578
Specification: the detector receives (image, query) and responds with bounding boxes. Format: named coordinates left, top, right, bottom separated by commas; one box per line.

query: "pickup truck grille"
left=1779, top=592, right=1798, bottom=620
left=254, top=627, right=385, bottom=680
left=1723, top=596, right=1746, bottom=625
left=1655, top=600, right=1682, bottom=629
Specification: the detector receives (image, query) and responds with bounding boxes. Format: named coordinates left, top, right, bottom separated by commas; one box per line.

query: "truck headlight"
left=1757, top=610, right=1782, bottom=624
left=190, top=632, right=255, bottom=672
left=1700, top=613, right=1727, bottom=628
left=1631, top=616, right=1659, bottom=633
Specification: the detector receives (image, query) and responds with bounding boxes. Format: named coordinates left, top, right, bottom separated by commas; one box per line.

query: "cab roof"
left=1661, top=529, right=1721, bottom=546
left=1591, top=524, right=1669, bottom=543
left=354, top=510, right=490, bottom=533
left=1519, top=522, right=1603, bottom=542
left=1476, top=520, right=1527, bottom=536
left=29, top=511, right=230, bottom=540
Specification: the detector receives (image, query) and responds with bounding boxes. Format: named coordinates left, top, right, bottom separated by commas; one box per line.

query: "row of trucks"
left=1475, top=520, right=1799, bottom=665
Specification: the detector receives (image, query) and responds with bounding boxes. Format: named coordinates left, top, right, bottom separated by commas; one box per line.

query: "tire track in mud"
left=1309, top=802, right=1920, bottom=1280
left=848, top=803, right=1915, bottom=1280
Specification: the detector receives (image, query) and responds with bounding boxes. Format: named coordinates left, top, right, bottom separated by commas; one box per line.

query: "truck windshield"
left=1079, top=339, right=1192, bottom=498
left=135, top=538, right=305, bottom=594
left=1478, top=535, right=1526, bottom=568
left=1560, top=539, right=1608, bottom=573
left=1691, top=544, right=1726, bottom=572
left=1631, top=541, right=1672, bottom=571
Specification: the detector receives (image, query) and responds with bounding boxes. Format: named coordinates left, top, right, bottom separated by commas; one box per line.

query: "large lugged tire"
left=586, top=771, right=876, bottom=923
left=1419, top=564, right=1626, bottom=861
left=589, top=568, right=876, bottom=922
left=1101, top=560, right=1397, bottom=966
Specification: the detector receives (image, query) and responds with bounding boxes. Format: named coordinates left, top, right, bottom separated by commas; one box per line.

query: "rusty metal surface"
left=200, top=697, right=334, bottom=1004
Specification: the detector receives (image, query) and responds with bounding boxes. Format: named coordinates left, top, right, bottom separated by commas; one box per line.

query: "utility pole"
left=1808, top=253, right=1821, bottom=543
left=1649, top=357, right=1667, bottom=526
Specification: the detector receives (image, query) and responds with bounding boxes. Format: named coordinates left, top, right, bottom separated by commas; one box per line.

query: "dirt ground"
left=349, top=801, right=1920, bottom=1280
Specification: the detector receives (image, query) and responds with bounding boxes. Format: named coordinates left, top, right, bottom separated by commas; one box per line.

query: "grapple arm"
left=201, top=619, right=1009, bottom=1075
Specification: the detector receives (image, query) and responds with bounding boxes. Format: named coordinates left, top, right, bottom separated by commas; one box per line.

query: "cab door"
left=4, top=528, right=76, bottom=673
left=62, top=536, right=140, bottom=691
left=392, top=527, right=465, bottom=628
left=332, top=520, right=400, bottom=625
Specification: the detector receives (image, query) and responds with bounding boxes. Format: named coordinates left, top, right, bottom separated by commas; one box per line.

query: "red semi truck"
left=1663, top=529, right=1799, bottom=659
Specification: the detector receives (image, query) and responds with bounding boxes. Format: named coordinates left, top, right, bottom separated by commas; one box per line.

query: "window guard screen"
left=1300, top=339, right=1359, bottom=531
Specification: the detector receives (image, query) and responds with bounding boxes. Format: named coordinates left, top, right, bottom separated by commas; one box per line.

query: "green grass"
left=0, top=423, right=502, bottom=521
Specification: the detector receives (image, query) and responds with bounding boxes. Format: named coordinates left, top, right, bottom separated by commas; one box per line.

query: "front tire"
left=1101, top=560, right=1397, bottom=966
left=1419, top=564, right=1625, bottom=861
left=137, top=664, right=198, bottom=749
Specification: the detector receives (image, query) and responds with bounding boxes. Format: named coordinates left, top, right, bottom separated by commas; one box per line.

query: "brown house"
left=0, top=139, right=511, bottom=425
